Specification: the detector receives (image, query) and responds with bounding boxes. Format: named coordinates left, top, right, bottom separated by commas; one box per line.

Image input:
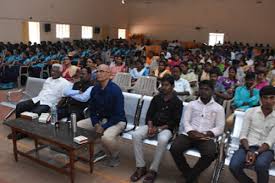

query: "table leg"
left=69, top=150, right=75, bottom=183
left=11, top=129, right=18, bottom=162
left=34, top=138, right=38, bottom=152
left=89, top=143, right=94, bottom=173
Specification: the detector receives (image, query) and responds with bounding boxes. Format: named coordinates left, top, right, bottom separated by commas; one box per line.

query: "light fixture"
left=122, top=0, right=126, bottom=4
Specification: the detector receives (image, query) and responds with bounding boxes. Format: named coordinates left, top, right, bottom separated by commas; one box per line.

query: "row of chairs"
left=113, top=72, right=159, bottom=96
left=1, top=77, right=274, bottom=182
left=120, top=92, right=228, bottom=183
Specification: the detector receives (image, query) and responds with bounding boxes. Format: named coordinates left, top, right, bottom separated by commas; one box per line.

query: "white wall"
left=0, top=0, right=128, bottom=43
left=128, top=0, right=275, bottom=46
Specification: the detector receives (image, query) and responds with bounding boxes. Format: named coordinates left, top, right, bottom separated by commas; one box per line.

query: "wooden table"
left=4, top=118, right=98, bottom=183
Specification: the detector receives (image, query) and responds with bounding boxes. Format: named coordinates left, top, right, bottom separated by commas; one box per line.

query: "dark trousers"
left=57, top=105, right=85, bottom=121
left=170, top=134, right=217, bottom=179
left=16, top=99, right=50, bottom=118
left=229, top=146, right=274, bottom=183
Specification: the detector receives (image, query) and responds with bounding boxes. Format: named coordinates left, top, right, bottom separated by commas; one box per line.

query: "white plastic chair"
left=131, top=76, right=158, bottom=96
left=112, top=72, right=132, bottom=92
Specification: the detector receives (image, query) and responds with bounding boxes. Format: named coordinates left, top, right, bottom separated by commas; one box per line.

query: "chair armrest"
left=7, top=89, right=24, bottom=102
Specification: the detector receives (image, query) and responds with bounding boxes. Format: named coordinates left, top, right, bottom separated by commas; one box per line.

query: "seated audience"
left=200, top=62, right=212, bottom=81
left=110, top=56, right=126, bottom=79
left=152, top=60, right=171, bottom=79
left=229, top=86, right=275, bottom=183
left=172, top=66, right=192, bottom=99
left=77, top=64, right=126, bottom=167
left=170, top=80, right=225, bottom=183
left=86, top=58, right=97, bottom=84
left=233, top=72, right=260, bottom=111
left=255, top=66, right=269, bottom=90
left=223, top=60, right=245, bottom=84
left=130, top=59, right=149, bottom=80
left=8, top=64, right=71, bottom=139
left=180, top=62, right=198, bottom=88
left=130, top=75, right=183, bottom=183
left=217, top=66, right=240, bottom=91
left=267, top=59, right=275, bottom=82
left=210, top=69, right=233, bottom=105
left=57, top=67, right=93, bottom=121
left=62, top=56, right=80, bottom=82
left=167, top=54, right=181, bottom=67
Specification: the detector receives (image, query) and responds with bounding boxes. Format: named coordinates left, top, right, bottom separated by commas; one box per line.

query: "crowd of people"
left=1, top=38, right=275, bottom=183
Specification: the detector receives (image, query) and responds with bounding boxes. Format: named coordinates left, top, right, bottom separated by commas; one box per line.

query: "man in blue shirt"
left=77, top=64, right=126, bottom=167
left=57, top=67, right=93, bottom=121
left=233, top=72, right=260, bottom=111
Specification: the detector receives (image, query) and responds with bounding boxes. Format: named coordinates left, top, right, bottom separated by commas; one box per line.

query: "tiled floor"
left=0, top=89, right=274, bottom=183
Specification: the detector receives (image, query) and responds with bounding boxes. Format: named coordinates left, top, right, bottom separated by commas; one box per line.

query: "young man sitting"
left=229, top=86, right=275, bottom=183
left=130, top=75, right=183, bottom=183
left=170, top=80, right=225, bottom=183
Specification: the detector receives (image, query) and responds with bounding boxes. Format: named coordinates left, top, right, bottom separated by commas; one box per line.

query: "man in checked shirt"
left=170, top=80, right=225, bottom=183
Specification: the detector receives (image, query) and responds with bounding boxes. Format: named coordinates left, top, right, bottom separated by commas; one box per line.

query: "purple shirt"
left=217, top=76, right=239, bottom=90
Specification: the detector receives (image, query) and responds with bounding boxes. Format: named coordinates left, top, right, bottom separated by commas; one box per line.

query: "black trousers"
left=170, top=134, right=217, bottom=179
left=57, top=105, right=85, bottom=121
left=16, top=99, right=50, bottom=118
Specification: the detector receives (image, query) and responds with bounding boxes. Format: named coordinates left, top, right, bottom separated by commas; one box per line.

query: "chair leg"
left=4, top=108, right=16, bottom=121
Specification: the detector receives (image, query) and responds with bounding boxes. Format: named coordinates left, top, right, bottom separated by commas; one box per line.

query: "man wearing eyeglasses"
left=229, top=85, right=275, bottom=183
left=77, top=64, right=126, bottom=167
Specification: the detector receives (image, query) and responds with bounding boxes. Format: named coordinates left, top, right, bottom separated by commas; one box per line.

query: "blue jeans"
left=229, top=146, right=274, bottom=183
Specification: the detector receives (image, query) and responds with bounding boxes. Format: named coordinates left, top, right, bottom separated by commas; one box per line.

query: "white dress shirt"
left=179, top=98, right=225, bottom=137
left=240, top=106, right=275, bottom=148
left=174, top=78, right=192, bottom=94
left=32, top=77, right=71, bottom=107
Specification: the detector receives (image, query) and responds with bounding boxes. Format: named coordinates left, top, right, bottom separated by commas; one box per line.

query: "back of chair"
left=113, top=72, right=132, bottom=92
left=123, top=92, right=142, bottom=126
left=132, top=76, right=158, bottom=96
left=24, top=77, right=46, bottom=98
left=138, top=95, right=153, bottom=126
left=231, top=110, right=246, bottom=139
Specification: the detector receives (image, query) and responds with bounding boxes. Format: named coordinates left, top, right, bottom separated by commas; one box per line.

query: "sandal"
left=130, top=167, right=147, bottom=182
left=143, top=170, right=157, bottom=183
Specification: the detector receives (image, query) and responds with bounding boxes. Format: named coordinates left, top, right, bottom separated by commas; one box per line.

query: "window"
left=56, top=24, right=70, bottom=39
left=28, top=22, right=40, bottom=44
left=82, top=26, right=93, bottom=39
left=208, top=33, right=224, bottom=46
left=118, top=28, right=126, bottom=39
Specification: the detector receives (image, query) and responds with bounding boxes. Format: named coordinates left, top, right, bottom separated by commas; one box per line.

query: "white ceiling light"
left=122, top=0, right=126, bottom=4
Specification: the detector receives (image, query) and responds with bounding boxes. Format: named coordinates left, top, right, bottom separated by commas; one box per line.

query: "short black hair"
left=180, top=62, right=189, bottom=67
left=161, top=74, right=175, bottom=86
left=209, top=68, right=220, bottom=76
left=260, top=85, right=275, bottom=97
left=245, top=72, right=256, bottom=80
left=199, top=80, right=214, bottom=91
left=82, top=67, right=91, bottom=74
left=228, top=66, right=237, bottom=73
left=172, top=65, right=182, bottom=72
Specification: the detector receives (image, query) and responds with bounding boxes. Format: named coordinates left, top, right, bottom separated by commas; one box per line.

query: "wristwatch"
left=254, top=151, right=259, bottom=156
left=158, top=128, right=162, bottom=133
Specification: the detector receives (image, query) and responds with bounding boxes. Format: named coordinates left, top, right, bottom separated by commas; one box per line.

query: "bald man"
left=77, top=64, right=126, bottom=167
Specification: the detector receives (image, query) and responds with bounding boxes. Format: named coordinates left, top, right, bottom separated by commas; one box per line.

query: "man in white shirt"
left=15, top=64, right=71, bottom=118
left=172, top=66, right=192, bottom=97
left=170, top=80, right=225, bottom=183
left=229, top=86, right=275, bottom=183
